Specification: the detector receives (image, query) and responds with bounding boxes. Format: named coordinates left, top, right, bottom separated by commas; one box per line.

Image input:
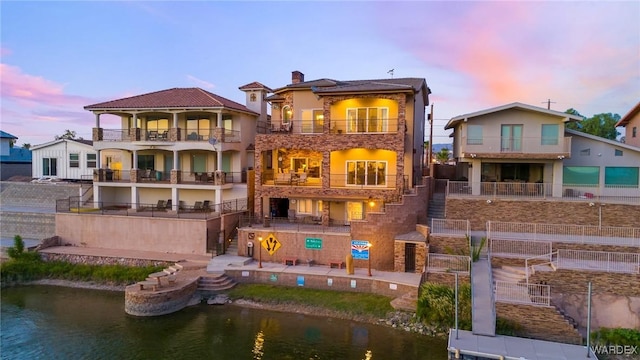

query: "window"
left=192, top=154, right=207, bottom=173
left=291, top=158, right=308, bottom=173
left=580, top=149, right=590, bottom=156
left=146, top=116, right=169, bottom=132
left=541, top=124, right=559, bottom=145
left=346, top=107, right=389, bottom=133
left=43, top=158, right=57, bottom=176
left=69, top=153, right=80, bottom=168
left=346, top=160, right=386, bottom=186
left=301, top=109, right=324, bottom=133
left=467, top=125, right=483, bottom=145
left=605, top=167, right=639, bottom=187
left=137, top=155, right=155, bottom=170
left=186, top=116, right=211, bottom=141
left=633, top=127, right=637, bottom=138
left=563, top=166, right=599, bottom=186
left=501, top=124, right=523, bottom=152
left=615, top=149, right=623, bottom=156
left=86, top=154, right=97, bottom=168
left=282, top=106, right=292, bottom=124
left=297, top=199, right=313, bottom=214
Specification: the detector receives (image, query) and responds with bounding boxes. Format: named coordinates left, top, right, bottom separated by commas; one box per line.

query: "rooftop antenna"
left=387, top=69, right=394, bottom=78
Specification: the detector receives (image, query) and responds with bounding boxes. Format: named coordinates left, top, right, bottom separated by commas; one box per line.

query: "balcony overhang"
left=460, top=152, right=571, bottom=160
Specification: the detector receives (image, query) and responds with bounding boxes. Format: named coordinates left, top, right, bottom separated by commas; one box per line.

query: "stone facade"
left=428, top=234, right=469, bottom=255
left=422, top=272, right=470, bottom=287
left=495, top=303, right=583, bottom=345
left=39, top=253, right=172, bottom=268
left=394, top=241, right=427, bottom=273
left=125, top=279, right=198, bottom=316
left=446, top=198, right=640, bottom=230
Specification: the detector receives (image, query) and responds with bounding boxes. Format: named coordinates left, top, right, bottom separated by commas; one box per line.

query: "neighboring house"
left=615, top=101, right=640, bottom=148
left=242, top=71, right=431, bottom=272
left=563, top=128, right=640, bottom=198
left=31, top=138, right=95, bottom=181
left=0, top=130, right=32, bottom=180
left=84, top=86, right=268, bottom=211
left=445, top=102, right=583, bottom=197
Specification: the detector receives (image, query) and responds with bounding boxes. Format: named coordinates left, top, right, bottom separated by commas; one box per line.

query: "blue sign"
left=351, top=240, right=370, bottom=260
left=297, top=275, right=305, bottom=287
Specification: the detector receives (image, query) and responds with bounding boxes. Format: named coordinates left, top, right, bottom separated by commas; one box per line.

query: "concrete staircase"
left=197, top=273, right=237, bottom=293
left=492, top=266, right=527, bottom=283
left=390, top=291, right=418, bottom=312
left=427, top=192, right=446, bottom=222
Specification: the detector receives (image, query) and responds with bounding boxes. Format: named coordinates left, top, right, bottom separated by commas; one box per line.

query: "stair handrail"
left=525, top=251, right=558, bottom=285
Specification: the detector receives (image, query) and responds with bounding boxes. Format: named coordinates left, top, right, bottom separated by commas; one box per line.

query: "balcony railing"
left=430, top=219, right=470, bottom=236
left=262, top=118, right=401, bottom=135
left=447, top=181, right=640, bottom=204
left=557, top=249, right=640, bottom=274
left=487, top=221, right=640, bottom=247
left=427, top=254, right=470, bottom=273
left=460, top=136, right=571, bottom=155
left=96, top=169, right=247, bottom=184
left=494, top=281, right=551, bottom=307
left=490, top=238, right=552, bottom=259
left=98, top=128, right=240, bottom=143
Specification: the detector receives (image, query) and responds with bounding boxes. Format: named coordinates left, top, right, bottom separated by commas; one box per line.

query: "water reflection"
left=1, top=286, right=447, bottom=360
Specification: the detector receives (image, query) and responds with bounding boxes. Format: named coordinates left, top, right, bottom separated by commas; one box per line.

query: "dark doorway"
left=269, top=198, right=290, bottom=218
left=404, top=243, right=416, bottom=272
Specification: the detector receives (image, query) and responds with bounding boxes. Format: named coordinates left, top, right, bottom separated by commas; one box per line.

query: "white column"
left=172, top=187, right=179, bottom=211
left=96, top=149, right=101, bottom=170
left=173, top=150, right=178, bottom=170
left=173, top=112, right=178, bottom=128
left=552, top=159, right=564, bottom=198
left=471, top=160, right=482, bottom=195
left=217, top=111, right=223, bottom=171
left=95, top=113, right=100, bottom=128
left=131, top=186, right=138, bottom=210
left=93, top=183, right=100, bottom=208
left=133, top=150, right=138, bottom=169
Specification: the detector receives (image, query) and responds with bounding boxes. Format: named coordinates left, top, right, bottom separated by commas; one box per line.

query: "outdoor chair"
left=155, top=200, right=167, bottom=211
left=193, top=201, right=204, bottom=212
left=202, top=200, right=211, bottom=212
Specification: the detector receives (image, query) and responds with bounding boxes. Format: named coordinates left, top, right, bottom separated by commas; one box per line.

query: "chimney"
left=292, top=71, right=304, bottom=84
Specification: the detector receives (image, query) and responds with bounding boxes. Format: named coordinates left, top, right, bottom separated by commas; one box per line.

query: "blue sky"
left=1, top=1, right=639, bottom=147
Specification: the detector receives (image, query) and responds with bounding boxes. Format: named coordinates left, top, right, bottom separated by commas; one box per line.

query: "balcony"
left=460, top=136, right=571, bottom=159
left=94, top=169, right=247, bottom=185
left=259, top=118, right=401, bottom=135
left=97, top=128, right=240, bottom=143
left=260, top=172, right=404, bottom=190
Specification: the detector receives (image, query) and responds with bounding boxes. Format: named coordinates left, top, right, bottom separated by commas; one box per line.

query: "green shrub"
left=417, top=282, right=471, bottom=330
left=591, top=327, right=640, bottom=347
left=495, top=317, right=521, bottom=336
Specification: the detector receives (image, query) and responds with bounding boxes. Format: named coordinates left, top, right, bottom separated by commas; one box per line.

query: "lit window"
left=346, top=107, right=389, bottom=133
left=346, top=161, right=387, bottom=186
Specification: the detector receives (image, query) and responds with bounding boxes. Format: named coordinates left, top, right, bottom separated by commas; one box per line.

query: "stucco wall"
left=56, top=213, right=211, bottom=255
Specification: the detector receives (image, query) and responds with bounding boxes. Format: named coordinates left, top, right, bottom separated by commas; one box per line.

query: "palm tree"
left=436, top=148, right=450, bottom=164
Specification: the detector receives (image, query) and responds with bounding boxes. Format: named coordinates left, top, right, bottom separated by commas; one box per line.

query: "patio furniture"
left=202, top=200, right=211, bottom=212
left=193, top=201, right=204, bottom=212
left=155, top=200, right=167, bottom=211
left=293, top=173, right=307, bottom=185
left=274, top=173, right=292, bottom=185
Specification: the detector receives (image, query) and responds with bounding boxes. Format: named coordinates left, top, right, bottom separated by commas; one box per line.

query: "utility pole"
left=429, top=103, right=434, bottom=177
left=542, top=99, right=556, bottom=110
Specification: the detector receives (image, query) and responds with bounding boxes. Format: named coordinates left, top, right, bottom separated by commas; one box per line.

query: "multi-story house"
left=616, top=101, right=640, bottom=148
left=241, top=71, right=431, bottom=271
left=53, top=84, right=270, bottom=255
left=445, top=102, right=640, bottom=202
left=445, top=102, right=583, bottom=198
left=85, top=85, right=269, bottom=212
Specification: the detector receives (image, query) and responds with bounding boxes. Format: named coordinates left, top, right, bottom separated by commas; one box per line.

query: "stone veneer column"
left=92, top=127, right=103, bottom=142
left=130, top=128, right=140, bottom=141
left=130, top=169, right=139, bottom=183
left=170, top=169, right=181, bottom=184
left=169, top=128, right=180, bottom=141
left=254, top=148, right=263, bottom=217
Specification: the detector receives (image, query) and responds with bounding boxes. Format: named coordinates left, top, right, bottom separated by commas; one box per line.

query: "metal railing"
left=494, top=281, right=551, bottom=307
left=430, top=219, right=470, bottom=236
left=102, top=129, right=130, bottom=142
left=56, top=198, right=248, bottom=219
left=525, top=251, right=557, bottom=284
left=427, top=254, right=470, bottom=273
left=557, top=249, right=640, bottom=274
left=490, top=238, right=552, bottom=259
left=238, top=215, right=352, bottom=233
left=487, top=221, right=640, bottom=247
left=262, top=118, right=401, bottom=135
left=447, top=180, right=639, bottom=205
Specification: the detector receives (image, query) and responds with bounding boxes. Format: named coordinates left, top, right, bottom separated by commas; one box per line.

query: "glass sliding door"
left=501, top=124, right=522, bottom=152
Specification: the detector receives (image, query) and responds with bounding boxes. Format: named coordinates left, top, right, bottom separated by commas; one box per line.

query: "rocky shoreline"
left=22, top=279, right=448, bottom=339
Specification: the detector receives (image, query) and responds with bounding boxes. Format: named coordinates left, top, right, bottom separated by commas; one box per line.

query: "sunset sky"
left=1, top=1, right=638, bottom=147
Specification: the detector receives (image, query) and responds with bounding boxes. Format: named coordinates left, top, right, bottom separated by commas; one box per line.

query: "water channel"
left=1, top=286, right=448, bottom=360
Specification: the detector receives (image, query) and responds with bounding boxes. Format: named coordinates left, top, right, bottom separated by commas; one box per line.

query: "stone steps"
left=197, top=274, right=237, bottom=292
left=492, top=267, right=527, bottom=283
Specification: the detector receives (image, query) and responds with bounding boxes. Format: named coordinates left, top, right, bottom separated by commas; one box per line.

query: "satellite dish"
left=208, top=137, right=217, bottom=146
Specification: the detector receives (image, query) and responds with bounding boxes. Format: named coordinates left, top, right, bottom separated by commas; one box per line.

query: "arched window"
left=282, top=105, right=292, bottom=124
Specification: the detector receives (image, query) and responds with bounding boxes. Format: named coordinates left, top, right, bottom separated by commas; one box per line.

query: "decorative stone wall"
left=39, top=253, right=172, bottom=267
left=428, top=234, right=469, bottom=255
left=394, top=241, right=427, bottom=273
left=225, top=269, right=416, bottom=299
left=495, top=303, right=583, bottom=345
left=0, top=212, right=55, bottom=240
left=422, top=272, right=470, bottom=287
left=446, top=198, right=640, bottom=230
left=529, top=270, right=640, bottom=298
left=125, top=279, right=198, bottom=316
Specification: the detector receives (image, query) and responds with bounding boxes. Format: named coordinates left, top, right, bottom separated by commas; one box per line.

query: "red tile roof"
left=238, top=82, right=272, bottom=92
left=615, top=101, right=640, bottom=127
left=84, top=88, right=257, bottom=114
